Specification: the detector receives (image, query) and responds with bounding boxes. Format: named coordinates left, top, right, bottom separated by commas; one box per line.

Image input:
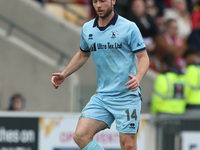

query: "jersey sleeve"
left=128, top=23, right=146, bottom=53
left=80, top=26, right=90, bottom=52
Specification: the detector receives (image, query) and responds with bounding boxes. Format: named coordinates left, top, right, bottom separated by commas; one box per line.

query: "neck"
left=98, top=11, right=115, bottom=27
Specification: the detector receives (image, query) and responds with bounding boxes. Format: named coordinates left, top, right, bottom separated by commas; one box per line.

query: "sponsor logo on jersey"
left=97, top=42, right=122, bottom=50
left=90, top=42, right=122, bottom=51
left=88, top=34, right=93, bottom=40
left=90, top=43, right=96, bottom=51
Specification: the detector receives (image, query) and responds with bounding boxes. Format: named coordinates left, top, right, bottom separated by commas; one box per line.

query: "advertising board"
left=181, top=131, right=200, bottom=150
left=0, top=117, right=38, bottom=150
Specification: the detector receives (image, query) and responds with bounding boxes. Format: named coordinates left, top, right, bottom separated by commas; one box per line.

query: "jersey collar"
left=93, top=12, right=118, bottom=31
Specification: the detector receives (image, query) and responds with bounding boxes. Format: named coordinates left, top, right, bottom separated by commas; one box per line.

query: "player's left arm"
left=126, top=50, right=149, bottom=91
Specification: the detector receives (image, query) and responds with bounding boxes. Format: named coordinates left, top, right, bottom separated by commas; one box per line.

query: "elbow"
left=79, top=50, right=91, bottom=58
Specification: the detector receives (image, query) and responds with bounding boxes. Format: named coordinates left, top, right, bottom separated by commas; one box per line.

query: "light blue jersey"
left=80, top=13, right=146, bottom=97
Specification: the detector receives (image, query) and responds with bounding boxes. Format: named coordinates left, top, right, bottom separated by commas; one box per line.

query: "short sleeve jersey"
left=80, top=13, right=146, bottom=97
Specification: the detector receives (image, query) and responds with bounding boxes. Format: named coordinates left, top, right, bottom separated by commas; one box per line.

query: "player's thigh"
left=74, top=118, right=108, bottom=138
left=75, top=94, right=114, bottom=138
left=79, top=94, right=114, bottom=130
left=119, top=133, right=137, bottom=150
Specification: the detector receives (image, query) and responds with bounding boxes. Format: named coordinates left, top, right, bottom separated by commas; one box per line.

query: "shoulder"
left=154, top=74, right=167, bottom=87
left=156, top=73, right=166, bottom=80
left=117, top=16, right=141, bottom=35
left=82, top=18, right=95, bottom=30
left=187, top=65, right=199, bottom=72
left=117, top=15, right=136, bottom=26
left=165, top=72, right=180, bottom=80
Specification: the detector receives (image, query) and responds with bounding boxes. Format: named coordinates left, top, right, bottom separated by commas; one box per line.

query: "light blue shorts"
left=80, top=93, right=142, bottom=134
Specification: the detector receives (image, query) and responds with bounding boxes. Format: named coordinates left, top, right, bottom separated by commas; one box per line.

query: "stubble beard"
left=99, top=7, right=113, bottom=19
left=96, top=1, right=113, bottom=19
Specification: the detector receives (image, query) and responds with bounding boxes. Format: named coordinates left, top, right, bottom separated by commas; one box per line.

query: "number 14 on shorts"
left=125, top=109, right=137, bottom=121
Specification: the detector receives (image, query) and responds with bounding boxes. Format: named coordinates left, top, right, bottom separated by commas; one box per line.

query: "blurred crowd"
left=124, top=0, right=200, bottom=74
left=34, top=0, right=200, bottom=115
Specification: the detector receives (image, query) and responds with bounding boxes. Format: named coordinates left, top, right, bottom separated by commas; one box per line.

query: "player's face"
left=93, top=0, right=116, bottom=18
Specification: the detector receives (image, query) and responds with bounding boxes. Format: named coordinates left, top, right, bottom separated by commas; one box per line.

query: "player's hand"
left=51, top=73, right=65, bottom=89
left=125, top=75, right=140, bottom=92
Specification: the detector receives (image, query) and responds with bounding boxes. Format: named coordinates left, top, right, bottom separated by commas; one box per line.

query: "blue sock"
left=82, top=140, right=104, bottom=150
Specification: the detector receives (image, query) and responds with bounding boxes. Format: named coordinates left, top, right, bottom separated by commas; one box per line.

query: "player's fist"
left=51, top=73, right=65, bottom=89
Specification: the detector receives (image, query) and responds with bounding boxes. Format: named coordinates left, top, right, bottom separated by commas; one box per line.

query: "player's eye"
left=93, top=0, right=97, bottom=3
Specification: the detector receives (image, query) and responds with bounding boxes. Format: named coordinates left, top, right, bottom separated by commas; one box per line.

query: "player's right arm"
left=51, top=49, right=90, bottom=89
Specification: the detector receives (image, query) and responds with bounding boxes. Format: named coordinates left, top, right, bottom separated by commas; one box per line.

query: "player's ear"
left=112, top=0, right=116, bottom=5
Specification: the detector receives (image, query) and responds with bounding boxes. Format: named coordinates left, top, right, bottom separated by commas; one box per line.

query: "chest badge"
left=110, top=30, right=118, bottom=38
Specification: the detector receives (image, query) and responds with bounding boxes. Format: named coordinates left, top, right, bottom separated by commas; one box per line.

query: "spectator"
left=153, top=18, right=187, bottom=72
left=186, top=0, right=199, bottom=14
left=125, top=0, right=158, bottom=71
left=191, top=1, right=200, bottom=30
left=151, top=54, right=187, bottom=115
left=183, top=48, right=200, bottom=109
left=164, top=0, right=191, bottom=40
left=8, top=93, right=26, bottom=111
left=145, top=0, right=158, bottom=18
left=188, top=16, right=200, bottom=51
left=125, top=0, right=158, bottom=53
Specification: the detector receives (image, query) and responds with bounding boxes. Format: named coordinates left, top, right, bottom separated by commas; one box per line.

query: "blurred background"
left=0, top=0, right=200, bottom=150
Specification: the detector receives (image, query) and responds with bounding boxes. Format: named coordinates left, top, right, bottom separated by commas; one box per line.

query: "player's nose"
left=96, top=1, right=102, bottom=7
